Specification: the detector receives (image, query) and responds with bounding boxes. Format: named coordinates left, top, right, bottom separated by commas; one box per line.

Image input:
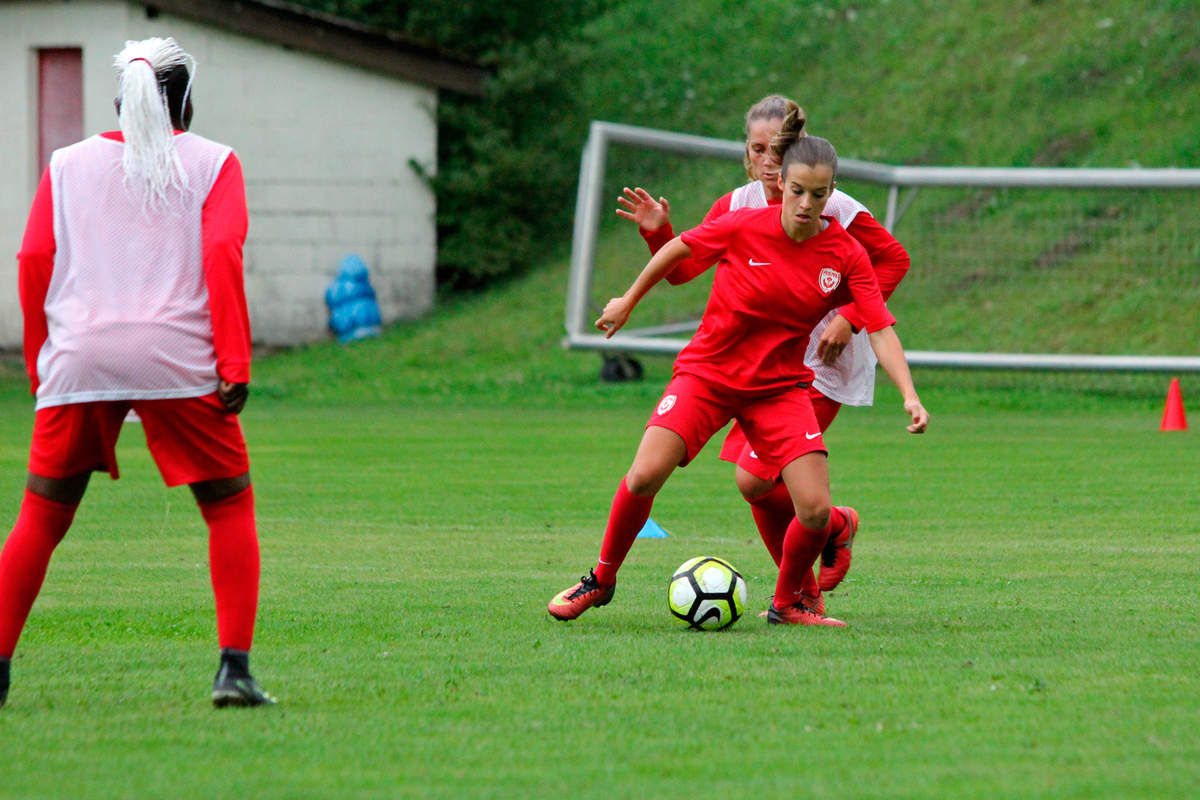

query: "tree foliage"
left=293, top=0, right=617, bottom=291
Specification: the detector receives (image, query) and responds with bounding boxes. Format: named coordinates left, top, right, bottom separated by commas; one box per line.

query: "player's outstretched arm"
left=616, top=186, right=671, bottom=232
left=867, top=326, right=929, bottom=433
left=595, top=236, right=692, bottom=338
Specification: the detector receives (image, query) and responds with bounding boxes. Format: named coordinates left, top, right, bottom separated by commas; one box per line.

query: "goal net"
left=566, top=121, right=1200, bottom=374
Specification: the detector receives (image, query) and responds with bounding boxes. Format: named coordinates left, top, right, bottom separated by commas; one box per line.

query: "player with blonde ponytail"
left=615, top=96, right=914, bottom=617
left=1, top=37, right=273, bottom=709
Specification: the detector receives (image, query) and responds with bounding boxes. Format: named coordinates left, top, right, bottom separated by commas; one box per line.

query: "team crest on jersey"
left=657, top=394, right=677, bottom=415
left=818, top=267, right=841, bottom=294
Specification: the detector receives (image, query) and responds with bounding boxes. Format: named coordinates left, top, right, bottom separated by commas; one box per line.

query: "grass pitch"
left=2, top=1, right=1196, bottom=791
left=0, top=228, right=1195, bottom=796
left=0, top=371, right=1196, bottom=797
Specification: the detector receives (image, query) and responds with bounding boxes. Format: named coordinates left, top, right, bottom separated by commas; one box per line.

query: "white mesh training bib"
left=37, top=133, right=232, bottom=409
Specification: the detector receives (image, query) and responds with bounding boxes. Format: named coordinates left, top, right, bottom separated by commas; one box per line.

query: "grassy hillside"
left=563, top=0, right=1199, bottom=356
left=3, top=0, right=1195, bottom=399
left=250, top=0, right=1199, bottom=409
left=575, top=0, right=1196, bottom=168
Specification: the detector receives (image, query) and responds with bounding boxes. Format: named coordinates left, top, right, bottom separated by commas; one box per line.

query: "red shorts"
left=28, top=394, right=250, bottom=487
left=719, top=387, right=842, bottom=481
left=646, top=374, right=827, bottom=469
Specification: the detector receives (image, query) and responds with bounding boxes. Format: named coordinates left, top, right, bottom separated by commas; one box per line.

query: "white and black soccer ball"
left=668, top=556, right=747, bottom=630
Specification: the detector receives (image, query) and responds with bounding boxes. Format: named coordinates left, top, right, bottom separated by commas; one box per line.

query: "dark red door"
left=38, top=47, right=84, bottom=173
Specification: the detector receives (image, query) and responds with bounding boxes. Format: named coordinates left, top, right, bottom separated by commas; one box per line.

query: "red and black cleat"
left=818, top=506, right=859, bottom=592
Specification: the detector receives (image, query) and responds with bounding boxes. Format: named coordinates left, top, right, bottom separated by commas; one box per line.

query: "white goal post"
left=564, top=120, right=1200, bottom=372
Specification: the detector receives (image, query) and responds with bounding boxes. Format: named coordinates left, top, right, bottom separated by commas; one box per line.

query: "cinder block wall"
left=0, top=0, right=437, bottom=348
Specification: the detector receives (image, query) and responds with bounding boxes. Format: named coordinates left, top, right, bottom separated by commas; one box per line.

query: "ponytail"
left=742, top=94, right=804, bottom=179
left=769, top=105, right=837, bottom=179
left=112, top=37, right=196, bottom=206
left=768, top=106, right=807, bottom=163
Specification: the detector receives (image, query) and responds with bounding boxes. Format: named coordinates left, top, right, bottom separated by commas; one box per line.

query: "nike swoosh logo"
left=748, top=259, right=770, bottom=266
left=805, top=432, right=822, bottom=440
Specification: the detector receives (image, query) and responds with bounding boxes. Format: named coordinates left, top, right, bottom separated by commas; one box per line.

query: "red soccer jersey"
left=646, top=187, right=909, bottom=316
left=675, top=206, right=895, bottom=393
left=642, top=190, right=746, bottom=285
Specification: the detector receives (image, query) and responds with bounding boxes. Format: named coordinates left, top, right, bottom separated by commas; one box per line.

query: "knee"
left=26, top=471, right=90, bottom=506
left=793, top=498, right=831, bottom=531
left=190, top=473, right=251, bottom=505
left=623, top=466, right=666, bottom=497
left=735, top=469, right=775, bottom=502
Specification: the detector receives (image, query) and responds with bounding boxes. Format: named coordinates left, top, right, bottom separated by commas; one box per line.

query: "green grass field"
left=1, top=176, right=1196, bottom=797
left=2, top=1, right=1198, bottom=791
left=0, top=342, right=1197, bottom=796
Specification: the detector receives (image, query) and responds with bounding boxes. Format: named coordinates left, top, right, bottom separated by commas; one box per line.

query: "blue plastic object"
left=326, top=254, right=382, bottom=343
left=636, top=518, right=670, bottom=538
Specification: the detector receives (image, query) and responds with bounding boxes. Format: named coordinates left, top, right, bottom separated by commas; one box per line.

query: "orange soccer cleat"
left=766, top=598, right=846, bottom=627
left=548, top=571, right=616, bottom=621
left=759, top=588, right=823, bottom=618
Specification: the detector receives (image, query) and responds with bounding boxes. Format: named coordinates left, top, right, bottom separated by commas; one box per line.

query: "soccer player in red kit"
left=616, top=95, right=912, bottom=613
left=0, top=37, right=273, bottom=708
left=549, top=112, right=928, bottom=625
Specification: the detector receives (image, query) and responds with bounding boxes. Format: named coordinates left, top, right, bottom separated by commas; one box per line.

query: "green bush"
left=295, top=0, right=617, bottom=291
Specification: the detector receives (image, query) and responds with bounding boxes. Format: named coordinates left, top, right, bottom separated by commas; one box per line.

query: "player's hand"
left=616, top=187, right=671, bottom=231
left=903, top=398, right=929, bottom=433
left=595, top=296, right=634, bottom=338
left=816, top=314, right=854, bottom=365
left=218, top=380, right=249, bottom=414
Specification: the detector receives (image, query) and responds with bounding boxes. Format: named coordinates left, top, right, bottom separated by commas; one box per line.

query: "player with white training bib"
left=548, top=112, right=929, bottom=626
left=616, top=95, right=912, bottom=616
left=0, top=37, right=273, bottom=709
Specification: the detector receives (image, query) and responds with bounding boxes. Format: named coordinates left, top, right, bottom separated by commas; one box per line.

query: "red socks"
left=0, top=486, right=259, bottom=658
left=0, top=490, right=78, bottom=658
left=747, top=481, right=793, bottom=566
left=773, top=506, right=845, bottom=607
left=593, top=478, right=654, bottom=586
left=749, top=482, right=820, bottom=598
left=199, top=487, right=259, bottom=652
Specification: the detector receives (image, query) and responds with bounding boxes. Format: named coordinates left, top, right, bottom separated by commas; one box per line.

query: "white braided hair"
left=112, top=37, right=196, bottom=204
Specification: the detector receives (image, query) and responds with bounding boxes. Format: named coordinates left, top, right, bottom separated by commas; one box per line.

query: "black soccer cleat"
left=211, top=649, right=276, bottom=708
left=0, top=657, right=9, bottom=709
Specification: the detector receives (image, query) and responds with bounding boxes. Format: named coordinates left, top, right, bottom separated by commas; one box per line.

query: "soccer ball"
left=668, top=556, right=747, bottom=630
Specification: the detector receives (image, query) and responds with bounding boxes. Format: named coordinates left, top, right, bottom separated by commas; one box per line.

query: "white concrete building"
left=0, top=0, right=485, bottom=345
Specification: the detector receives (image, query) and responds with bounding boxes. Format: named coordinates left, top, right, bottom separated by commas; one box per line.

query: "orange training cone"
left=1160, top=378, right=1188, bottom=431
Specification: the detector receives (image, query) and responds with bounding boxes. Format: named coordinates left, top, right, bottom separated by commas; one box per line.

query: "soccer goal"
left=565, top=120, right=1200, bottom=373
